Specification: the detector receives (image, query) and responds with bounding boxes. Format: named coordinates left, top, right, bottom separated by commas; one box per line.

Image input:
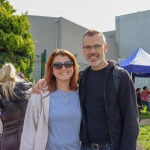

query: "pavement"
left=137, top=142, right=145, bottom=150
left=139, top=118, right=150, bottom=126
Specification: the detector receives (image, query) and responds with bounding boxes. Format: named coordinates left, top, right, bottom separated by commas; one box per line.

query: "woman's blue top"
left=46, top=89, right=81, bottom=150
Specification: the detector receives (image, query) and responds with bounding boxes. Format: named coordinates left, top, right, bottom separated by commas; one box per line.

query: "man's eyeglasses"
left=53, top=61, right=73, bottom=70
left=83, top=44, right=104, bottom=52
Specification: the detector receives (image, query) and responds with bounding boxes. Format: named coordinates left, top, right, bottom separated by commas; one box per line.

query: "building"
left=28, top=10, right=150, bottom=88
left=115, top=10, right=150, bottom=88
left=28, top=16, right=116, bottom=82
left=28, top=16, right=86, bottom=81
left=116, top=10, right=150, bottom=57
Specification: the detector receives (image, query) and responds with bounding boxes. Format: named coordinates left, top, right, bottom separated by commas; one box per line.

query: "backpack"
left=113, top=65, right=123, bottom=98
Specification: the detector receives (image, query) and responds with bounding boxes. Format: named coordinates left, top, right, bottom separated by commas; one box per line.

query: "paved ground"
left=137, top=142, right=145, bottom=150
left=139, top=118, right=150, bottom=126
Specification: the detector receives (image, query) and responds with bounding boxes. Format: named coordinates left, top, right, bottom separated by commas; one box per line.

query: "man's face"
left=145, top=88, right=149, bottom=92
left=82, top=34, right=108, bottom=70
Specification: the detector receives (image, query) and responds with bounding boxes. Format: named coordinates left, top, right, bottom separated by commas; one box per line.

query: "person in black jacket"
left=32, top=29, right=139, bottom=150
left=79, top=29, right=138, bottom=150
left=136, top=88, right=143, bottom=111
left=0, top=63, right=32, bottom=150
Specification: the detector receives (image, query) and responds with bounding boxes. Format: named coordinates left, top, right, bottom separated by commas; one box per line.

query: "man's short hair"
left=143, top=86, right=148, bottom=90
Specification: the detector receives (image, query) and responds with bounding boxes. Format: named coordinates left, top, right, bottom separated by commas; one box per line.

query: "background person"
left=141, top=86, right=150, bottom=112
left=136, top=88, right=143, bottom=111
left=0, top=63, right=32, bottom=150
left=20, top=49, right=81, bottom=150
left=17, top=72, right=29, bottom=82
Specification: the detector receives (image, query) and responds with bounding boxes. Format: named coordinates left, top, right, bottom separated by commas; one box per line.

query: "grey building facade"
left=28, top=15, right=116, bottom=82
left=115, top=10, right=150, bottom=88
left=28, top=10, right=150, bottom=86
left=116, top=10, right=150, bottom=58
left=28, top=16, right=87, bottom=81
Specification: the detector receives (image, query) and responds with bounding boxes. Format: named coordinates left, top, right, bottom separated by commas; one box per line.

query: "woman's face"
left=52, top=55, right=74, bottom=82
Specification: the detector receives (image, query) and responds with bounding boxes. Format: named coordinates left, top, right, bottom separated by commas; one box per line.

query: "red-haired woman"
left=20, top=49, right=81, bottom=150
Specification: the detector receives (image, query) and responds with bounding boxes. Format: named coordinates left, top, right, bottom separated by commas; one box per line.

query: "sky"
left=10, top=0, right=150, bottom=32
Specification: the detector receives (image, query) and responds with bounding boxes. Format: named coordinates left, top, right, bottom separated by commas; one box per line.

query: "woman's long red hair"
left=45, top=49, right=79, bottom=92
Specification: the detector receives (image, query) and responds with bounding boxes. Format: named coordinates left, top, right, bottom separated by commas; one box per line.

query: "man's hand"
left=32, top=79, right=47, bottom=94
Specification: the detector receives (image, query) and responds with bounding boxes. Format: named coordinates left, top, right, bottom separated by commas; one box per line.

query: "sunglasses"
left=53, top=61, right=73, bottom=70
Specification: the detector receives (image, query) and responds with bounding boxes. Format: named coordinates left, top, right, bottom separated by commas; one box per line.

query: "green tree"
left=0, top=0, right=35, bottom=81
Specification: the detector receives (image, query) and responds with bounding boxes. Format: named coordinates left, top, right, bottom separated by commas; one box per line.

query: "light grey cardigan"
left=20, top=91, right=50, bottom=150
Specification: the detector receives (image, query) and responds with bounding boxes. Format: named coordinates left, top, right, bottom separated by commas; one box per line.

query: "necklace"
left=62, top=92, right=71, bottom=101
left=63, top=95, right=68, bottom=101
left=57, top=89, right=72, bottom=101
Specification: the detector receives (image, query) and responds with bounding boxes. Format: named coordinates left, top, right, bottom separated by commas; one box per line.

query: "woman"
left=20, top=49, right=81, bottom=150
left=0, top=63, right=32, bottom=150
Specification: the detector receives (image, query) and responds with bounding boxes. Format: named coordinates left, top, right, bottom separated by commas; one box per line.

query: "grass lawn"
left=138, top=106, right=150, bottom=150
left=139, top=106, right=150, bottom=120
left=139, top=112, right=150, bottom=120
left=138, top=126, right=150, bottom=150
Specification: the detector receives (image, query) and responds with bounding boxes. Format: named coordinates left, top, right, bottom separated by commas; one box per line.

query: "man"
left=33, top=29, right=139, bottom=150
left=141, top=86, right=150, bottom=112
